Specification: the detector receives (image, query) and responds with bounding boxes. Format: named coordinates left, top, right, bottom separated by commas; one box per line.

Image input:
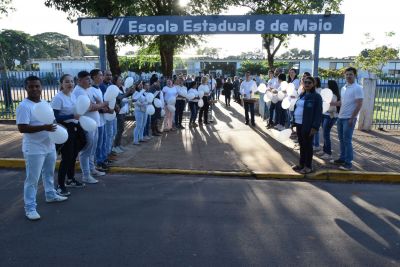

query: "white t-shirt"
left=162, top=86, right=178, bottom=103
left=118, top=87, right=129, bottom=115
left=90, top=86, right=105, bottom=127
left=51, top=91, right=77, bottom=124
left=176, top=85, right=188, bottom=100
left=198, top=84, right=210, bottom=95
left=339, top=82, right=364, bottom=119
left=188, top=88, right=199, bottom=102
left=324, top=94, right=338, bottom=118
left=294, top=98, right=305, bottom=124
left=16, top=99, right=55, bottom=155
left=72, top=85, right=100, bottom=127
left=209, top=79, right=216, bottom=90
left=270, top=77, right=280, bottom=89
left=291, top=79, right=300, bottom=90
left=240, top=80, right=257, bottom=99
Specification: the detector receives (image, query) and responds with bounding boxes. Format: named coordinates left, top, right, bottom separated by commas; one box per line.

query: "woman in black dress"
left=223, top=78, right=233, bottom=107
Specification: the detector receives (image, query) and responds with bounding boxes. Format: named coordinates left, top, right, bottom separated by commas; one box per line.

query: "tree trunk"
left=160, top=47, right=174, bottom=77
left=105, top=35, right=121, bottom=75
left=267, top=54, right=274, bottom=70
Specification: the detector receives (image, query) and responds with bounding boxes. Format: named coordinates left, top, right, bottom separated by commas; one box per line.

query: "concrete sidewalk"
left=1, top=101, right=399, bottom=174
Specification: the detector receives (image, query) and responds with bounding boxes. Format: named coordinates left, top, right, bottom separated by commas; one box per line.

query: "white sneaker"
left=112, top=147, right=123, bottom=154
left=315, top=150, right=325, bottom=156
left=46, top=195, right=68, bottom=203
left=320, top=153, right=332, bottom=160
left=26, top=210, right=41, bottom=220
left=313, top=146, right=321, bottom=152
left=144, top=136, right=152, bottom=140
left=82, top=175, right=99, bottom=184
left=91, top=169, right=105, bottom=177
left=117, top=146, right=125, bottom=152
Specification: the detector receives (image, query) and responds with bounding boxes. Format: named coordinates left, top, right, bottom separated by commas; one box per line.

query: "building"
left=30, top=56, right=99, bottom=76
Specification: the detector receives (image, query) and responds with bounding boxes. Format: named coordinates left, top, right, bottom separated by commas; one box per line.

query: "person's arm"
left=18, top=124, right=56, bottom=133
left=349, top=98, right=363, bottom=126
left=53, top=109, right=75, bottom=123
left=310, top=95, right=323, bottom=136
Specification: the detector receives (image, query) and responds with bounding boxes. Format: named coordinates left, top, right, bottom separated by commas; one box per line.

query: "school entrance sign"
left=77, top=14, right=345, bottom=75
left=78, top=14, right=344, bottom=36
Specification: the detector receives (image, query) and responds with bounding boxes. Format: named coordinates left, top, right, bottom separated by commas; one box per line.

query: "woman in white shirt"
left=313, top=77, right=323, bottom=152
left=51, top=74, right=85, bottom=196
left=133, top=81, right=147, bottom=145
left=187, top=82, right=200, bottom=127
left=162, top=79, right=178, bottom=131
left=198, top=76, right=211, bottom=125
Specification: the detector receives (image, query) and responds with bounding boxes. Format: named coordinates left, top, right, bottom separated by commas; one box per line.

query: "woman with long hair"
left=317, top=80, right=341, bottom=160
left=198, top=76, right=211, bottom=125
left=51, top=74, right=85, bottom=196
left=292, top=76, right=323, bottom=174
left=188, top=82, right=200, bottom=127
left=312, top=77, right=323, bottom=152
left=132, top=81, right=147, bottom=145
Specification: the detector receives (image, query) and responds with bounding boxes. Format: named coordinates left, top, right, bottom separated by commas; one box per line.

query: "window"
left=52, top=62, right=62, bottom=73
left=388, top=62, right=400, bottom=77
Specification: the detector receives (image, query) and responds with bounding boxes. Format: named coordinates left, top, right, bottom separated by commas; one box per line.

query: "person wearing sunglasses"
left=292, top=76, right=323, bottom=174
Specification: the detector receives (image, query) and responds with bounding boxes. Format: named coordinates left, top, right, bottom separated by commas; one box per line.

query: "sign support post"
left=313, top=33, right=320, bottom=77
left=99, top=35, right=106, bottom=71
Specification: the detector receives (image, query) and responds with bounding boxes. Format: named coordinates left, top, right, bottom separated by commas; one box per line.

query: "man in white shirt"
left=333, top=67, right=364, bottom=171
left=240, top=71, right=258, bottom=126
left=16, top=76, right=67, bottom=220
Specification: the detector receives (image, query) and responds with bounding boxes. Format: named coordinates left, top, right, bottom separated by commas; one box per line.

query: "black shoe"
left=57, top=186, right=71, bottom=196
left=100, top=162, right=110, bottom=169
left=96, top=165, right=107, bottom=172
left=251, top=122, right=256, bottom=126
left=66, top=179, right=85, bottom=188
left=332, top=159, right=345, bottom=165
left=179, top=125, right=185, bottom=129
left=245, top=121, right=249, bottom=125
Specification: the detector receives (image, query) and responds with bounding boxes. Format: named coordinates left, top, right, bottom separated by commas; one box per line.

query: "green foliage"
left=237, top=60, right=269, bottom=76
left=0, top=30, right=99, bottom=70
left=196, top=47, right=221, bottom=59
left=0, top=0, right=14, bottom=17
left=280, top=48, right=313, bottom=58
left=318, top=67, right=346, bottom=79
left=119, top=47, right=161, bottom=73
left=355, top=32, right=398, bottom=77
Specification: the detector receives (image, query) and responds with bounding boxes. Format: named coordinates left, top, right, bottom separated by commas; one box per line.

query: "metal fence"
left=373, top=80, right=400, bottom=130
left=1, top=72, right=400, bottom=130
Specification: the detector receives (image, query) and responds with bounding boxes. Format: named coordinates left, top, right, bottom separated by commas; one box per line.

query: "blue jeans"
left=322, top=115, right=337, bottom=155
left=96, top=126, right=107, bottom=165
left=189, top=102, right=198, bottom=123
left=24, top=151, right=58, bottom=212
left=244, top=102, right=255, bottom=124
left=134, top=109, right=146, bottom=144
left=313, top=130, right=320, bottom=148
left=337, top=118, right=356, bottom=167
left=79, top=129, right=97, bottom=176
left=144, top=115, right=151, bottom=136
left=104, top=120, right=114, bottom=155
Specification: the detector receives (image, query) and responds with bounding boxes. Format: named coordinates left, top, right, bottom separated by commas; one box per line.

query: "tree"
left=196, top=47, right=221, bottom=59
left=238, top=49, right=265, bottom=60
left=232, top=0, right=342, bottom=69
left=237, top=60, right=269, bottom=76
left=0, top=0, right=14, bottom=17
left=280, top=48, right=312, bottom=58
left=44, top=0, right=135, bottom=75
left=355, top=32, right=398, bottom=78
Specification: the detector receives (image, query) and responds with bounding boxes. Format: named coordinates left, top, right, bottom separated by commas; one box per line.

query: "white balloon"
left=76, top=95, right=90, bottom=115
left=282, top=97, right=291, bottom=110
left=124, top=77, right=134, bottom=88
left=167, top=97, right=176, bottom=106
left=161, top=109, right=166, bottom=117
left=266, top=91, right=273, bottom=99
left=198, top=90, right=204, bottom=98
left=277, top=129, right=292, bottom=143
left=146, top=105, right=155, bottom=115
left=79, top=116, right=97, bottom=132
left=263, top=93, right=271, bottom=102
left=287, top=83, right=295, bottom=96
left=198, top=99, right=204, bottom=107
left=187, top=92, right=195, bottom=101
left=145, top=93, right=155, bottom=103
left=321, top=88, right=333, bottom=103
left=323, top=101, right=330, bottom=113
left=278, top=91, right=286, bottom=101
left=271, top=94, right=279, bottom=104
left=33, top=101, right=55, bottom=124
left=104, top=111, right=116, bottom=121
left=290, top=98, right=297, bottom=111
left=49, top=124, right=68, bottom=144
left=153, top=98, right=162, bottom=108
left=109, top=99, right=116, bottom=109
left=280, top=81, right=288, bottom=91
left=167, top=105, right=176, bottom=112
left=258, top=83, right=267, bottom=94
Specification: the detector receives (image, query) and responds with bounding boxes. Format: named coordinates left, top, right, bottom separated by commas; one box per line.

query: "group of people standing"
left=260, top=67, right=364, bottom=174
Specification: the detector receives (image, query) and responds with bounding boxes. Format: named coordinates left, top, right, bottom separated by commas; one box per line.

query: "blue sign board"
left=78, top=14, right=344, bottom=36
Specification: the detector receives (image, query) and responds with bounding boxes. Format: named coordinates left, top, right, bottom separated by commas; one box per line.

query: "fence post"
left=357, top=78, right=376, bottom=131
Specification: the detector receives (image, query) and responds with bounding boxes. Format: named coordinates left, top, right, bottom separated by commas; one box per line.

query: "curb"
left=0, top=158, right=399, bottom=183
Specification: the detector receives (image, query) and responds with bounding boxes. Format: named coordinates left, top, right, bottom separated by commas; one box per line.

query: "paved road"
left=0, top=169, right=399, bottom=266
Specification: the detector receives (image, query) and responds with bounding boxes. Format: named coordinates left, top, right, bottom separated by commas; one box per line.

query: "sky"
left=1, top=0, right=399, bottom=58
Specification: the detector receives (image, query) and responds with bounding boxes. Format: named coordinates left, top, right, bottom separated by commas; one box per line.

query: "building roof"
left=31, top=56, right=99, bottom=62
